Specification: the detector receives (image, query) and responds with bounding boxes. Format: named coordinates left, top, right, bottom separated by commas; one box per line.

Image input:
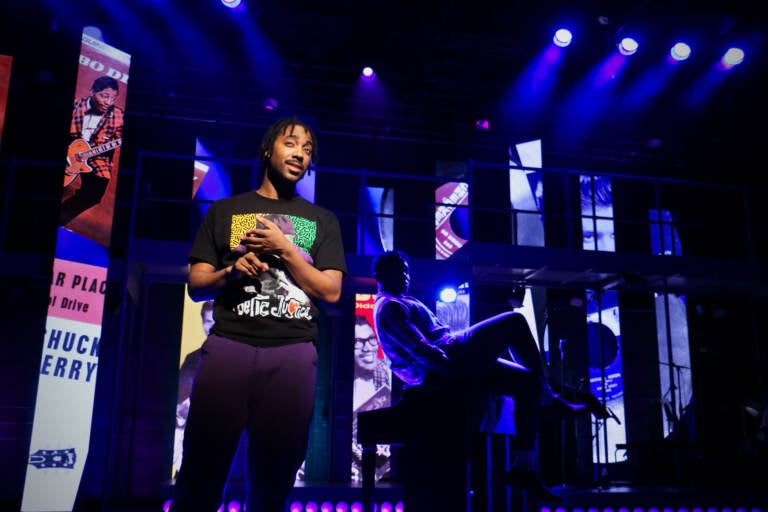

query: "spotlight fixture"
left=553, top=28, right=573, bottom=48
left=361, top=66, right=376, bottom=81
left=439, top=286, right=458, bottom=303
left=221, top=0, right=242, bottom=8
left=618, top=37, right=639, bottom=56
left=263, top=97, right=279, bottom=110
left=720, top=47, right=745, bottom=69
left=474, top=119, right=490, bottom=131
left=670, top=42, right=692, bottom=62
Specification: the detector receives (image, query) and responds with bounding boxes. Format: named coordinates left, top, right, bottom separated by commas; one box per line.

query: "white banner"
left=22, top=315, right=102, bottom=511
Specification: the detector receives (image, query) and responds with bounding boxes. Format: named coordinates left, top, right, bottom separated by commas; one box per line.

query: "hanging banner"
left=351, top=294, right=392, bottom=483
left=435, top=181, right=469, bottom=260
left=0, top=54, right=11, bottom=147
left=22, top=31, right=130, bottom=512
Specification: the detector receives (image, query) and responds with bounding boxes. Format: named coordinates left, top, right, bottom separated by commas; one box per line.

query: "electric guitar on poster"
left=63, top=137, right=122, bottom=187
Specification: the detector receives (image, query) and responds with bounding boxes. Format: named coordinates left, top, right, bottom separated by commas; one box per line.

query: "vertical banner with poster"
left=435, top=181, right=469, bottom=260
left=579, top=175, right=627, bottom=464
left=171, top=139, right=233, bottom=480
left=649, top=210, right=691, bottom=439
left=508, top=139, right=545, bottom=247
left=22, top=32, right=130, bottom=512
left=359, top=186, right=394, bottom=255
left=351, top=293, right=392, bottom=482
left=0, top=54, right=12, bottom=147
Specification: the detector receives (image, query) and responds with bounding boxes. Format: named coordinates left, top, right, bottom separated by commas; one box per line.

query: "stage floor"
left=16, top=482, right=764, bottom=512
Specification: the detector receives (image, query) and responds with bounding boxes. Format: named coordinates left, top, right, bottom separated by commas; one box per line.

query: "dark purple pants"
left=171, top=334, right=318, bottom=512
left=448, top=311, right=546, bottom=449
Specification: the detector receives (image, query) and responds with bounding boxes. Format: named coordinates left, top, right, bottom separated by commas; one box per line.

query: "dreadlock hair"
left=259, top=116, right=318, bottom=171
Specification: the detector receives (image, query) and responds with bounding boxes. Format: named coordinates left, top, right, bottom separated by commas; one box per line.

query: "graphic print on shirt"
left=230, top=212, right=316, bottom=321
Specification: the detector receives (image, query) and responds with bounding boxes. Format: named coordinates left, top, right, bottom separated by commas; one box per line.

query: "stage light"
left=335, top=502, right=350, bottom=512
left=720, top=47, right=745, bottom=69
left=320, top=501, right=334, bottom=512
left=439, top=286, right=458, bottom=303
left=618, top=37, right=638, bottom=56
left=380, top=501, right=393, bottom=512
left=221, top=0, right=242, bottom=8
left=395, top=503, right=404, bottom=512
left=670, top=42, right=691, bottom=62
left=553, top=28, right=573, bottom=48
left=361, top=66, right=376, bottom=81
left=264, top=97, right=279, bottom=110
left=162, top=499, right=172, bottom=512
left=289, top=501, right=303, bottom=512
left=305, top=501, right=319, bottom=512
left=474, top=119, right=490, bottom=131
left=226, top=500, right=241, bottom=512
left=350, top=502, right=364, bottom=512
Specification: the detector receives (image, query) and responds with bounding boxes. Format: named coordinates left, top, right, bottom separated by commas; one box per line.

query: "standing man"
left=171, top=117, right=347, bottom=512
left=60, top=76, right=124, bottom=226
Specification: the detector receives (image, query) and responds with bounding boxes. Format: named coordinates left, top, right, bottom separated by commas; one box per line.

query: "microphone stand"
left=558, top=338, right=567, bottom=488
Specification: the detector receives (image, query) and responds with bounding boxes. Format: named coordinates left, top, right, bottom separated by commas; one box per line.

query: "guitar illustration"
left=27, top=448, right=76, bottom=469
left=64, top=137, right=122, bottom=187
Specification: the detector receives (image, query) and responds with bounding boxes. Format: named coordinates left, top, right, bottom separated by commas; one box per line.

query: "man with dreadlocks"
left=171, top=117, right=347, bottom=512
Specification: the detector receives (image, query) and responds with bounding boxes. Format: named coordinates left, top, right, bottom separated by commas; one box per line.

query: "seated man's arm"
left=377, top=302, right=453, bottom=376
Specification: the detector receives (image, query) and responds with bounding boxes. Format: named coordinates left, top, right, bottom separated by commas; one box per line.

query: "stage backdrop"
left=22, top=31, right=130, bottom=512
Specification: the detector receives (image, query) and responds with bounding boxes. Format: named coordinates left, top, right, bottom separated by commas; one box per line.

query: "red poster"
left=0, top=54, right=12, bottom=147
left=351, top=294, right=392, bottom=483
left=59, top=34, right=130, bottom=247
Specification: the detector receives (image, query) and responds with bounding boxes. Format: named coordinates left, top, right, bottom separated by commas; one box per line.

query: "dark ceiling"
left=1, top=0, right=766, bottom=184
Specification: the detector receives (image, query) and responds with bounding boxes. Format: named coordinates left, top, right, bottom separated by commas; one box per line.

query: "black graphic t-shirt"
left=188, top=191, right=347, bottom=346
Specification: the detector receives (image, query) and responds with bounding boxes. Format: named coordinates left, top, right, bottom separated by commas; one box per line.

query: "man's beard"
left=267, top=163, right=304, bottom=185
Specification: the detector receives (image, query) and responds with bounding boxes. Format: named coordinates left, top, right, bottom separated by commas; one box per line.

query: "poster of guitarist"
left=59, top=76, right=124, bottom=236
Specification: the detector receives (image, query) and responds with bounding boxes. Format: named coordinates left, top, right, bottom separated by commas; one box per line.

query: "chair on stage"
left=357, top=382, right=525, bottom=512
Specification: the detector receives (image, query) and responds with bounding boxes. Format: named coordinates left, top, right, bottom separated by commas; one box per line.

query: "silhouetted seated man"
left=371, top=250, right=596, bottom=501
